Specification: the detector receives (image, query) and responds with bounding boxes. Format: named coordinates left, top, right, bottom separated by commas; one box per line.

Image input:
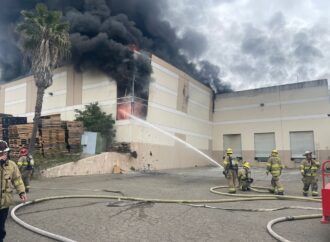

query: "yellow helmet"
left=271, top=149, right=278, bottom=154
left=226, top=148, right=233, bottom=154
left=243, top=161, right=250, bottom=169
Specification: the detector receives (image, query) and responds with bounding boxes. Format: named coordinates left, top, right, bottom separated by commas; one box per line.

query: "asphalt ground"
left=4, top=167, right=330, bottom=242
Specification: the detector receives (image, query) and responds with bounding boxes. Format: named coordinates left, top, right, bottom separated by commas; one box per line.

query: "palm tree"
left=17, top=3, right=71, bottom=154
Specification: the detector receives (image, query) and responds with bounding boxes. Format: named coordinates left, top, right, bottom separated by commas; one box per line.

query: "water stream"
left=126, top=113, right=223, bottom=170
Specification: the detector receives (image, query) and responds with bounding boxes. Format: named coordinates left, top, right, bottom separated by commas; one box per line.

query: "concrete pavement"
left=5, top=167, right=329, bottom=242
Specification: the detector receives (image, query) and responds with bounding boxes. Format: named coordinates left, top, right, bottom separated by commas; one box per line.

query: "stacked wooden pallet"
left=40, top=114, right=66, bottom=154
left=65, top=121, right=84, bottom=153
left=2, top=113, right=84, bottom=156
left=8, top=124, right=41, bottom=157
left=0, top=116, right=27, bottom=142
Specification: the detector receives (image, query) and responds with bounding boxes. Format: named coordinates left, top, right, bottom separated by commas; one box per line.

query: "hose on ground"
left=11, top=201, right=76, bottom=242
left=11, top=186, right=322, bottom=242
left=185, top=204, right=321, bottom=212
left=266, top=214, right=322, bottom=242
left=210, top=186, right=321, bottom=202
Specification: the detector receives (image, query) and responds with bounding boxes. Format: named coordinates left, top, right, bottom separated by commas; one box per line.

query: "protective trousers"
left=239, top=179, right=251, bottom=191
left=227, top=169, right=238, bottom=193
left=21, top=169, right=32, bottom=192
left=0, top=208, right=9, bottom=242
left=270, top=176, right=284, bottom=194
left=302, top=176, right=318, bottom=196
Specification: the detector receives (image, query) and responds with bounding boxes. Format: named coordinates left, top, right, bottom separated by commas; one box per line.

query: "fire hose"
left=11, top=186, right=322, bottom=242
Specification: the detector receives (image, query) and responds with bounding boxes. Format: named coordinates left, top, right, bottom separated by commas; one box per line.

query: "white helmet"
left=0, top=140, right=10, bottom=153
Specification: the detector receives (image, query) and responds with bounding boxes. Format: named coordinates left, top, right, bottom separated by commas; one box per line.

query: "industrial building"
left=0, top=53, right=329, bottom=169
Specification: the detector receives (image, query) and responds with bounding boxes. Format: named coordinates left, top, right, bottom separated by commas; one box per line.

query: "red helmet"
left=19, top=147, right=29, bottom=156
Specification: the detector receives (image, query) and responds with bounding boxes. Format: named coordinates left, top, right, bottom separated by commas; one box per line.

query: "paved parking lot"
left=5, top=167, right=330, bottom=242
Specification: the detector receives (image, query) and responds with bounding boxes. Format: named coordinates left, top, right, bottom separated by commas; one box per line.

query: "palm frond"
left=17, top=3, right=71, bottom=88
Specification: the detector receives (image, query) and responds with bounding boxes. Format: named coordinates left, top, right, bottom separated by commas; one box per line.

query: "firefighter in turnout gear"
left=223, top=148, right=239, bottom=193
left=17, top=147, right=34, bottom=193
left=0, top=140, right=27, bottom=241
left=266, top=149, right=284, bottom=195
left=300, top=151, right=320, bottom=196
left=238, top=161, right=253, bottom=191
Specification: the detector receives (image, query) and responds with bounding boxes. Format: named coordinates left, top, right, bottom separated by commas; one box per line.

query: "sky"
left=0, top=0, right=329, bottom=92
left=165, top=0, right=330, bottom=90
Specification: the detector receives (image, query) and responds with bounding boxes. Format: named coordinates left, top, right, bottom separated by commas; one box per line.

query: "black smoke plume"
left=0, top=0, right=230, bottom=95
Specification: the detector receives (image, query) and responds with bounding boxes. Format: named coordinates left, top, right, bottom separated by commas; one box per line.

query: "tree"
left=17, top=4, right=71, bottom=154
left=75, top=102, right=116, bottom=147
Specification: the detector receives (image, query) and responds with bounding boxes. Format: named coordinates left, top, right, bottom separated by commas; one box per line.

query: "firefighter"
left=0, top=140, right=27, bottom=241
left=266, top=149, right=284, bottom=195
left=300, top=151, right=320, bottom=196
left=238, top=161, right=253, bottom=191
left=223, top=148, right=239, bottom=193
left=17, top=147, right=34, bottom=193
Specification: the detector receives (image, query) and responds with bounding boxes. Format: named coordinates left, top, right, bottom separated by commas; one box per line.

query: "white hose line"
left=186, top=204, right=322, bottom=212
left=9, top=195, right=279, bottom=242
left=210, top=186, right=321, bottom=202
left=11, top=190, right=322, bottom=242
left=266, top=214, right=322, bottom=242
left=11, top=201, right=76, bottom=242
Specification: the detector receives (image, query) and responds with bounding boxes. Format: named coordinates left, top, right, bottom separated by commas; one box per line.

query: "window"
left=223, top=134, right=242, bottom=158
left=254, top=133, right=275, bottom=162
left=116, top=96, right=148, bottom=120
left=290, top=131, right=315, bottom=160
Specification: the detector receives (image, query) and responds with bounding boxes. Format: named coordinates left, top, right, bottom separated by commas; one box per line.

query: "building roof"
left=217, top=79, right=328, bottom=98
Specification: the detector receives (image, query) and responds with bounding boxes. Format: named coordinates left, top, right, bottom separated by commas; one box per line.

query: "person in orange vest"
left=17, top=147, right=34, bottom=193
left=0, top=140, right=27, bottom=241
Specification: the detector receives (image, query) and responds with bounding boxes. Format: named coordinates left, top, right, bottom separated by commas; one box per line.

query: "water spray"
left=123, top=111, right=223, bottom=170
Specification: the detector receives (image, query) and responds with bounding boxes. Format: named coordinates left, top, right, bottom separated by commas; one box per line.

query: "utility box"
left=81, top=132, right=106, bottom=155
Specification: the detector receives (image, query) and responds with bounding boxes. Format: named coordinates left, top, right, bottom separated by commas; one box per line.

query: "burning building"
left=1, top=1, right=330, bottom=170
left=1, top=54, right=330, bottom=170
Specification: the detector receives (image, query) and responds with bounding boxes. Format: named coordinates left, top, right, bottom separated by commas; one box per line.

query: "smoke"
left=0, top=0, right=229, bottom=94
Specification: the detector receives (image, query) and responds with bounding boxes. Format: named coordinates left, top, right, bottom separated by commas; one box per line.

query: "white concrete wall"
left=43, top=71, right=67, bottom=111
left=213, top=79, right=330, bottom=167
left=42, top=152, right=131, bottom=177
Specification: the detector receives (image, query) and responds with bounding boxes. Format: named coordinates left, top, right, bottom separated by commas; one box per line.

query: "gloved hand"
left=19, top=192, right=27, bottom=202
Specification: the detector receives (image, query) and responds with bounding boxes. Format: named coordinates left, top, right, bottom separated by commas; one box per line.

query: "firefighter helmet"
left=0, top=140, right=10, bottom=153
left=271, top=149, right=278, bottom=154
left=303, top=151, right=312, bottom=156
left=243, top=161, right=251, bottom=169
left=19, top=147, right=29, bottom=157
left=226, top=148, right=233, bottom=154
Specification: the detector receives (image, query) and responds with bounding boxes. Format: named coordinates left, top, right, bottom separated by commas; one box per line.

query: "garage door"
left=290, top=131, right=315, bottom=158
left=223, top=134, right=242, bottom=158
left=254, top=133, right=275, bottom=159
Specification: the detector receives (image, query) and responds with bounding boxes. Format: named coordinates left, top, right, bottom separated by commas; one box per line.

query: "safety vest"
left=223, top=156, right=239, bottom=170
left=300, top=159, right=320, bottom=177
left=17, top=156, right=33, bottom=170
left=0, top=160, right=25, bottom=209
left=266, top=155, right=283, bottom=177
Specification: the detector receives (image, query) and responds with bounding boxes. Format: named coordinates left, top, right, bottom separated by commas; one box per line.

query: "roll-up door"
left=290, top=131, right=315, bottom=158
left=254, top=133, right=275, bottom=160
left=223, top=134, right=242, bottom=158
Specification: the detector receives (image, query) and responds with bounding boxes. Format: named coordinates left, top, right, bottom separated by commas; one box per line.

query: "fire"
left=116, top=97, right=148, bottom=120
